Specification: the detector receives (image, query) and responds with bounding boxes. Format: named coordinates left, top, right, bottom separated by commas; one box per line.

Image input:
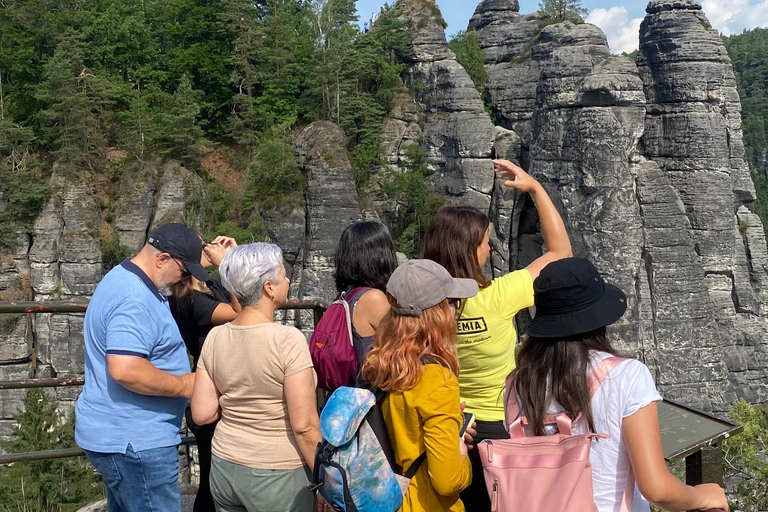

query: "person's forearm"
left=108, top=356, right=193, bottom=398
left=645, top=474, right=709, bottom=512
left=294, top=428, right=322, bottom=471
left=530, top=183, right=572, bottom=257
left=191, top=404, right=220, bottom=425
left=230, top=294, right=242, bottom=313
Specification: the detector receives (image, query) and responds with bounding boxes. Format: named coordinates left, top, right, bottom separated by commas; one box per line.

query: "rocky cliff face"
left=393, top=0, right=497, bottom=213
left=470, top=0, right=768, bottom=411
left=1, top=0, right=766, bottom=442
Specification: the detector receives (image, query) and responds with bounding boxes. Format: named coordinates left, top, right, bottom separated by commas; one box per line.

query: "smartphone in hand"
left=459, top=412, right=475, bottom=438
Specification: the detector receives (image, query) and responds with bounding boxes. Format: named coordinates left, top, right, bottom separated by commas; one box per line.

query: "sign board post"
left=658, top=399, right=742, bottom=511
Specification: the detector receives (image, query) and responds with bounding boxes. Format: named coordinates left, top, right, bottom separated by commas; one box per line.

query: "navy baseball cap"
left=147, top=223, right=211, bottom=282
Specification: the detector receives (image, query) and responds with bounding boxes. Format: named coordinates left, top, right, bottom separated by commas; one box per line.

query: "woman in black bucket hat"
left=504, top=258, right=728, bottom=512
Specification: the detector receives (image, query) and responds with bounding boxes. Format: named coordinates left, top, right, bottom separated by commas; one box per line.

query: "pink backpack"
left=478, top=356, right=634, bottom=512
left=310, top=287, right=370, bottom=392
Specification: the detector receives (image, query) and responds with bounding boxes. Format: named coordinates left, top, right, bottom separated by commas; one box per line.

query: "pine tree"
left=146, top=74, right=207, bottom=163
left=221, top=0, right=262, bottom=142
left=36, top=36, right=113, bottom=173
left=0, top=389, right=102, bottom=512
left=537, top=0, right=588, bottom=22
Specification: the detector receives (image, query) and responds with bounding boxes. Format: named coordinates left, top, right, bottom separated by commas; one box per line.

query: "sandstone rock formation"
left=393, top=0, right=497, bottom=212
left=0, top=160, right=205, bottom=448
left=288, top=121, right=360, bottom=328
left=469, top=0, right=768, bottom=411
left=1, top=0, right=767, bottom=453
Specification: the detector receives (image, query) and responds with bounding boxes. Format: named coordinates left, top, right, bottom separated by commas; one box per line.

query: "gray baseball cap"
left=387, top=259, right=479, bottom=316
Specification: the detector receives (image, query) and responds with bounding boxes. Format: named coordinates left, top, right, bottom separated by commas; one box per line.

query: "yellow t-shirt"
left=383, top=365, right=472, bottom=512
left=457, top=269, right=534, bottom=421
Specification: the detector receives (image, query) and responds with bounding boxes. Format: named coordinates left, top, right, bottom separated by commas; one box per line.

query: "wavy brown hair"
left=513, top=328, right=618, bottom=436
left=423, top=206, right=491, bottom=288
left=361, top=297, right=459, bottom=392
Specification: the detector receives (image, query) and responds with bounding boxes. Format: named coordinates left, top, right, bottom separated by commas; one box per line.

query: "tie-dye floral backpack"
left=310, top=387, right=425, bottom=512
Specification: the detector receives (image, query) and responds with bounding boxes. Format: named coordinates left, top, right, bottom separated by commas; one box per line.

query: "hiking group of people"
left=74, top=159, right=729, bottom=512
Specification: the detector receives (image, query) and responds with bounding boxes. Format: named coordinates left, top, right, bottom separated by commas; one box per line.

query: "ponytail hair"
left=513, top=328, right=618, bottom=435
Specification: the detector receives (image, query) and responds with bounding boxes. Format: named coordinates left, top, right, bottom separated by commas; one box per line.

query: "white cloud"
left=701, top=0, right=768, bottom=36
left=586, top=6, right=643, bottom=54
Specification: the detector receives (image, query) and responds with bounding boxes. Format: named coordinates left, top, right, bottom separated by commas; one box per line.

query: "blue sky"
left=355, top=0, right=768, bottom=54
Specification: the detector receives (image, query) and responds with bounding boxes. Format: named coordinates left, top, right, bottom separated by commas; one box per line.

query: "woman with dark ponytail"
left=511, top=258, right=728, bottom=512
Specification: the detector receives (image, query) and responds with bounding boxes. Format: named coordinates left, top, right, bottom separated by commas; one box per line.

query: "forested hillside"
left=0, top=0, right=412, bottom=255
left=724, top=28, right=768, bottom=174
left=723, top=28, right=768, bottom=234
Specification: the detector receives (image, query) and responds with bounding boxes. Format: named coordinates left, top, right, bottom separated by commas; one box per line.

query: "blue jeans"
left=84, top=444, right=181, bottom=512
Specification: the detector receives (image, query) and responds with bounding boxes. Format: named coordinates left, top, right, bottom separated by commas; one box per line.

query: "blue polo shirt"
left=75, top=259, right=190, bottom=453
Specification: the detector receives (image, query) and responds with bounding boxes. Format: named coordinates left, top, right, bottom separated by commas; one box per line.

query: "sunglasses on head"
left=448, top=298, right=462, bottom=309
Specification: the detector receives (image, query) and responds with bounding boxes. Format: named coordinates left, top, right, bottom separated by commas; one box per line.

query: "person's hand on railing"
left=694, top=482, right=729, bottom=511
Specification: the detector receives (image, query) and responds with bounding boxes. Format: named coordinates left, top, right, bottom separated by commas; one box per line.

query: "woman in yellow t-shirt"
left=422, top=159, right=572, bottom=511
left=362, top=259, right=478, bottom=512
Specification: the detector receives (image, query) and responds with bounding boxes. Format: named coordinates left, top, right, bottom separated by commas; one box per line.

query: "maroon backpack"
left=310, top=287, right=370, bottom=392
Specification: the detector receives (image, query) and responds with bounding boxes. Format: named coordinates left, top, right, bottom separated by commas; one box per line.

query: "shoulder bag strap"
left=588, top=356, right=626, bottom=398
left=589, top=356, right=633, bottom=511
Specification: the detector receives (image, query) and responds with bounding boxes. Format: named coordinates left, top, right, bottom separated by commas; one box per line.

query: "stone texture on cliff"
left=468, top=0, right=768, bottom=410
left=526, top=28, right=647, bottom=357
left=469, top=0, right=544, bottom=157
left=150, top=161, right=205, bottom=233
left=290, top=121, right=360, bottom=328
left=395, top=0, right=496, bottom=211
left=639, top=0, right=768, bottom=404
left=636, top=160, right=729, bottom=411
left=113, top=163, right=158, bottom=252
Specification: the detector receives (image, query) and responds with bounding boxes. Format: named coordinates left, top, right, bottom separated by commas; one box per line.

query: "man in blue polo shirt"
left=76, top=223, right=211, bottom=512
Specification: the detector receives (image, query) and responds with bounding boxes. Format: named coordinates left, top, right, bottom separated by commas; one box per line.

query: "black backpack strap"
left=366, top=387, right=399, bottom=472
left=366, top=387, right=427, bottom=479
left=403, top=452, right=427, bottom=479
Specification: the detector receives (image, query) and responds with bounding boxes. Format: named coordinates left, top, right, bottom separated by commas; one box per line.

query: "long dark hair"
left=423, top=206, right=491, bottom=288
left=168, top=277, right=195, bottom=318
left=334, top=220, right=398, bottom=292
left=513, top=328, right=618, bottom=435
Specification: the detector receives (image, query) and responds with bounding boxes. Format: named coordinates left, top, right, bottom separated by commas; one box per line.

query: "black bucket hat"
left=147, top=223, right=211, bottom=282
left=526, top=258, right=626, bottom=339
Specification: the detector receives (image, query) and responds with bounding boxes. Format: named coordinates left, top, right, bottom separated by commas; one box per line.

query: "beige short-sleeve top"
left=197, top=322, right=314, bottom=470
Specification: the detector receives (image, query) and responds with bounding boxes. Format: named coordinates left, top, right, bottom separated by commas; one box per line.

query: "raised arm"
left=493, top=159, right=572, bottom=280
left=623, top=402, right=728, bottom=512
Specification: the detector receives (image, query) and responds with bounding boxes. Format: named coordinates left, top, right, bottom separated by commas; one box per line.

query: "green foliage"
left=143, top=75, right=208, bottom=164
left=101, top=232, right=129, bottom=272
left=382, top=144, right=443, bottom=256
left=723, top=28, right=768, bottom=171
left=243, top=122, right=304, bottom=211
left=723, top=399, right=768, bottom=511
left=0, top=389, right=103, bottom=512
left=35, top=37, right=113, bottom=173
left=0, top=122, right=50, bottom=249
left=752, top=172, right=768, bottom=239
left=537, top=0, right=588, bottom=22
left=308, top=3, right=413, bottom=193
left=0, top=0, right=418, bottom=241
left=448, top=31, right=487, bottom=95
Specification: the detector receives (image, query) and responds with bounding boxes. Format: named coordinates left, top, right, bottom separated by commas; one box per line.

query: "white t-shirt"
left=522, top=351, right=662, bottom=512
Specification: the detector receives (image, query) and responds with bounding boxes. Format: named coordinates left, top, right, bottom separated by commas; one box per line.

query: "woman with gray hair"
left=191, top=242, right=320, bottom=512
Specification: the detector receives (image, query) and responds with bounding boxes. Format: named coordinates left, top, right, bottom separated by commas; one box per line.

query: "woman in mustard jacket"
left=362, top=259, right=478, bottom=512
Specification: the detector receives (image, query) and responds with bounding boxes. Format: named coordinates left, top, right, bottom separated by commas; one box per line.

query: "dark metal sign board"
left=658, top=399, right=742, bottom=461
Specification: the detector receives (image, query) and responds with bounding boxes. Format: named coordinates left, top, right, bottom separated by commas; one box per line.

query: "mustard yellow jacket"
left=382, top=364, right=472, bottom=512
